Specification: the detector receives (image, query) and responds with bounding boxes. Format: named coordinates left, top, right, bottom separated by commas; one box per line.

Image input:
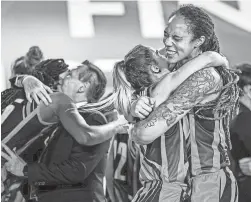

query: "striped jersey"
left=132, top=89, right=190, bottom=202
left=187, top=107, right=230, bottom=176
left=132, top=119, right=190, bottom=202
left=107, top=133, right=141, bottom=202
left=1, top=92, right=59, bottom=163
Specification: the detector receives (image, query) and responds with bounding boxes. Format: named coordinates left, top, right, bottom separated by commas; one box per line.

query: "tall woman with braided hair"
left=113, top=44, right=229, bottom=202
left=114, top=4, right=239, bottom=202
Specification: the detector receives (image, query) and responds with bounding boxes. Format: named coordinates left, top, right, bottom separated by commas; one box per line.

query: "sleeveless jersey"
left=1, top=93, right=58, bottom=163
left=132, top=89, right=190, bottom=202
left=107, top=133, right=141, bottom=202
left=188, top=107, right=230, bottom=176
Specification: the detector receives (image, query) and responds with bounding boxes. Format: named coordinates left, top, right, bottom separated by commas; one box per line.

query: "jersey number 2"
left=113, top=140, right=127, bottom=181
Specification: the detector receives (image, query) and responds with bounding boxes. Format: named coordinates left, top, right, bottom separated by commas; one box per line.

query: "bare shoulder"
left=46, top=92, right=75, bottom=114
left=184, top=67, right=223, bottom=94
left=203, top=67, right=223, bottom=92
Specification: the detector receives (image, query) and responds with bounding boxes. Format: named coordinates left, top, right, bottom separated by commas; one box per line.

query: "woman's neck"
left=176, top=49, right=202, bottom=70
left=240, top=95, right=251, bottom=111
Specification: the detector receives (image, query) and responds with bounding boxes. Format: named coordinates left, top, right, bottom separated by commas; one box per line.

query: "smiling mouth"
left=165, top=49, right=176, bottom=56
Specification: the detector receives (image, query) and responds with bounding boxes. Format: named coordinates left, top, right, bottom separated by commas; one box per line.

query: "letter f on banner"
left=67, top=0, right=125, bottom=38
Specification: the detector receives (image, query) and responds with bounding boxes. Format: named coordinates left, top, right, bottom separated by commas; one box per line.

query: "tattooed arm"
left=130, top=52, right=228, bottom=119
left=130, top=68, right=223, bottom=145
left=151, top=51, right=228, bottom=107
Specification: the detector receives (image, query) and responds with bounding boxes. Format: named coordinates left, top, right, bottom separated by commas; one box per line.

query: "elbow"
left=79, top=131, right=99, bottom=146
left=131, top=129, right=154, bottom=145
left=75, top=132, right=92, bottom=146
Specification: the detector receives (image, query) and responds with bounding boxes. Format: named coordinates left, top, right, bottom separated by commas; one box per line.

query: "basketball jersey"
left=188, top=107, right=230, bottom=176
left=132, top=89, right=190, bottom=202
left=1, top=95, right=56, bottom=163
left=107, top=133, right=141, bottom=202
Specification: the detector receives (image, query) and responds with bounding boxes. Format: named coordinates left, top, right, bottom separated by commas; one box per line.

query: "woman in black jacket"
left=230, top=63, right=251, bottom=202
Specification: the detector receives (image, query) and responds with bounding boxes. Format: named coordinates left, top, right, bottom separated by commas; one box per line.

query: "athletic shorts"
left=190, top=167, right=238, bottom=202
left=132, top=181, right=188, bottom=202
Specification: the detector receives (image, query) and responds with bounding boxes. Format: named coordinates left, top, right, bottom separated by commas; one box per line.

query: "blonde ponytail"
left=78, top=93, right=117, bottom=114
left=113, top=61, right=135, bottom=117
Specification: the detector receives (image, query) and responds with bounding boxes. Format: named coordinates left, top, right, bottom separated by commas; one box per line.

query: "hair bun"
left=25, top=46, right=44, bottom=67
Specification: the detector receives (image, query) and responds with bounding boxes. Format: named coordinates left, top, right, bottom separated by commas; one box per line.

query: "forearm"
left=170, top=53, right=213, bottom=89
left=152, top=53, right=212, bottom=107
left=131, top=68, right=221, bottom=145
left=130, top=102, right=183, bottom=145
left=84, top=121, right=121, bottom=146
left=60, top=111, right=121, bottom=146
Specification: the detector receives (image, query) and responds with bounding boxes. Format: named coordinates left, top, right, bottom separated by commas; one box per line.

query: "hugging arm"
left=41, top=93, right=126, bottom=146
left=12, top=74, right=53, bottom=105
left=151, top=51, right=227, bottom=107
left=28, top=113, right=109, bottom=185
left=130, top=68, right=222, bottom=145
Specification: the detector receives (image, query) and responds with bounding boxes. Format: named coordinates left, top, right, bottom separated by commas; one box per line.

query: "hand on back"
left=23, top=76, right=53, bottom=105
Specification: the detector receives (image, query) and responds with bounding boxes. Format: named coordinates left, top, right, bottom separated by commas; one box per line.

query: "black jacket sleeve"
left=230, top=112, right=251, bottom=160
left=28, top=111, right=110, bottom=185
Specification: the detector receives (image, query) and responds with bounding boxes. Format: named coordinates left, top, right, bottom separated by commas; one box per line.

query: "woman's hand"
left=115, top=114, right=130, bottom=134
left=1, top=144, right=27, bottom=177
left=23, top=76, right=53, bottom=105
left=131, top=96, right=155, bottom=120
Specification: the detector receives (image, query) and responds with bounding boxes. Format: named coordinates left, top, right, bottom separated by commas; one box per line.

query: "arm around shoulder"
left=131, top=67, right=222, bottom=145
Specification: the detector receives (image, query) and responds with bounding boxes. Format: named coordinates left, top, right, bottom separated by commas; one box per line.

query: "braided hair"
left=33, top=59, right=69, bottom=90
left=2, top=59, right=69, bottom=113
left=170, top=5, right=239, bottom=149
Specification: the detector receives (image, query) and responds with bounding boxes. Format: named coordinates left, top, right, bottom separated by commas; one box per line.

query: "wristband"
left=15, top=75, right=34, bottom=88
left=15, top=75, right=25, bottom=87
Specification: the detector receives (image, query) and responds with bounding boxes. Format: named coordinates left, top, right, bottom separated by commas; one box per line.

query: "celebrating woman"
left=114, top=5, right=239, bottom=202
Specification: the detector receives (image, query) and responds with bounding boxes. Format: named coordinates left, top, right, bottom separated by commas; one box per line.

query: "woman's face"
left=163, top=15, right=198, bottom=64
left=147, top=48, right=170, bottom=83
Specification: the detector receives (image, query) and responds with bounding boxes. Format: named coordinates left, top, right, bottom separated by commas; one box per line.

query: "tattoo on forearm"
left=140, top=69, right=220, bottom=129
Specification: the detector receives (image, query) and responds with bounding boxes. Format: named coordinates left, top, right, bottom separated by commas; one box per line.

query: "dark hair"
left=235, top=63, right=251, bottom=90
left=169, top=4, right=219, bottom=53
left=81, top=60, right=107, bottom=103
left=33, top=59, right=69, bottom=89
left=170, top=5, right=239, bottom=149
left=3, top=59, right=69, bottom=112
left=12, top=46, right=44, bottom=76
left=124, top=44, right=157, bottom=92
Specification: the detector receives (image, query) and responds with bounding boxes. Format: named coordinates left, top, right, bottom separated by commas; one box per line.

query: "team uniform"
left=132, top=121, right=190, bottom=202
left=1, top=92, right=57, bottom=163
left=132, top=90, right=190, bottom=202
left=1, top=90, right=56, bottom=201
left=1, top=92, right=93, bottom=156
left=106, top=133, right=141, bottom=202
left=187, top=107, right=238, bottom=202
left=1, top=92, right=112, bottom=202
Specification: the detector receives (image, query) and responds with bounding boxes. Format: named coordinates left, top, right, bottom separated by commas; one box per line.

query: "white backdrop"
left=2, top=1, right=251, bottom=93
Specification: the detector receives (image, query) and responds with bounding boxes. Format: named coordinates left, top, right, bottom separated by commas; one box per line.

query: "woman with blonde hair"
left=113, top=5, right=239, bottom=202
left=112, top=43, right=230, bottom=201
